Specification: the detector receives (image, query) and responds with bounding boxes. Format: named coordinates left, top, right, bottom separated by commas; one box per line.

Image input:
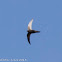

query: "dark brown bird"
left=27, top=19, right=40, bottom=45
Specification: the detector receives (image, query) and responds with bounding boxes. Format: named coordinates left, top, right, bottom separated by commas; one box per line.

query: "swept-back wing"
left=28, top=19, right=33, bottom=30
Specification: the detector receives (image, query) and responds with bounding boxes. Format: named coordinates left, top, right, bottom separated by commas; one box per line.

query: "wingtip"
left=29, top=42, right=31, bottom=45
left=32, top=18, right=33, bottom=19
left=31, top=18, right=33, bottom=21
left=28, top=42, right=31, bottom=45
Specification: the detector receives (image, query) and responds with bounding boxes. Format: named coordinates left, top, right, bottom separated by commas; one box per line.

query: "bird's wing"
left=28, top=19, right=33, bottom=30
left=27, top=32, right=31, bottom=44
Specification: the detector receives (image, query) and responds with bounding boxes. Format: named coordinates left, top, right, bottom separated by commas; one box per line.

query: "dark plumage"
left=27, top=30, right=40, bottom=44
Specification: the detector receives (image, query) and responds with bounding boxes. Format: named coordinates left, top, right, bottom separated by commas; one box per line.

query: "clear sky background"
left=0, top=0, right=62, bottom=62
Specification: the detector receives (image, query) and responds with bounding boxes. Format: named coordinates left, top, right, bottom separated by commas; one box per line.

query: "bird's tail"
left=35, top=31, right=40, bottom=33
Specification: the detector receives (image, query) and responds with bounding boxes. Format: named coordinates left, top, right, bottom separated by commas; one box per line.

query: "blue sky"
left=0, top=0, right=62, bottom=62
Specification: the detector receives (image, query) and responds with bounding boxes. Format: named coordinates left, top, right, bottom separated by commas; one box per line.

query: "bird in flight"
left=27, top=19, right=40, bottom=45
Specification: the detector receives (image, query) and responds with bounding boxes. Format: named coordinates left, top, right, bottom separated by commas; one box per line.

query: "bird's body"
left=27, top=30, right=40, bottom=33
left=27, top=19, right=40, bottom=44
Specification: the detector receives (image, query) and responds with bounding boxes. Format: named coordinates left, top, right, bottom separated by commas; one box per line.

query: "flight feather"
left=28, top=19, right=33, bottom=30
